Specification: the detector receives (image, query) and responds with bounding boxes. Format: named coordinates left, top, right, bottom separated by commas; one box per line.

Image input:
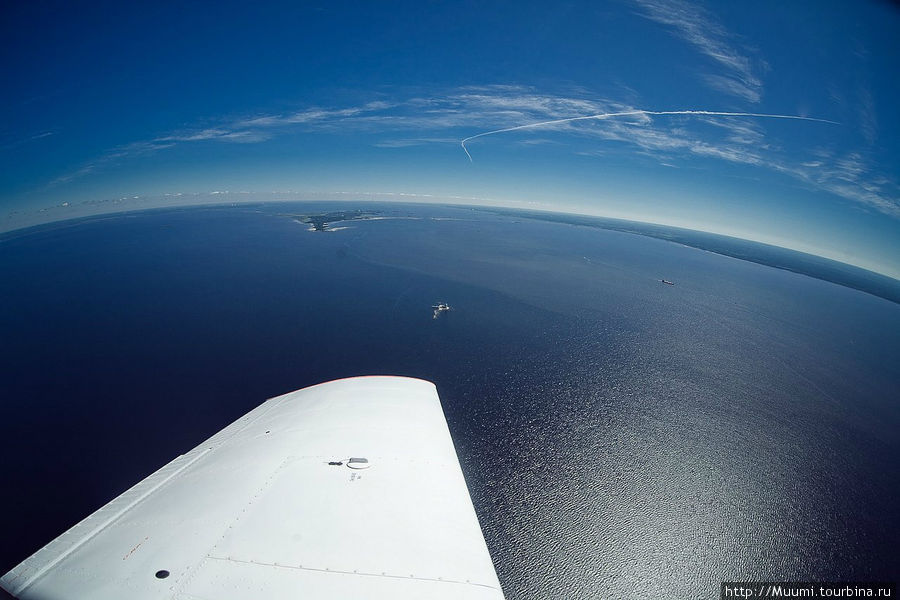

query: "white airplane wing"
left=1, top=376, right=505, bottom=599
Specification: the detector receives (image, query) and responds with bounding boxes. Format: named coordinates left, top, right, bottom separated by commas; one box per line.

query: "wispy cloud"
left=232, top=101, right=395, bottom=129
left=795, top=150, right=900, bottom=217
left=857, top=86, right=878, bottom=146
left=45, top=139, right=174, bottom=189
left=42, top=85, right=898, bottom=219
left=373, top=137, right=459, bottom=148
left=632, top=0, right=763, bottom=103
left=47, top=163, right=97, bottom=187
left=0, top=130, right=56, bottom=152
left=459, top=109, right=835, bottom=161
left=158, top=128, right=272, bottom=144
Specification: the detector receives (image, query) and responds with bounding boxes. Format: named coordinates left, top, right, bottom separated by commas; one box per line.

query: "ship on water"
left=432, top=302, right=452, bottom=319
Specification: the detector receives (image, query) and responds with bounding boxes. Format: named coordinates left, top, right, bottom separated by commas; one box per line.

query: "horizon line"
left=1, top=191, right=896, bottom=283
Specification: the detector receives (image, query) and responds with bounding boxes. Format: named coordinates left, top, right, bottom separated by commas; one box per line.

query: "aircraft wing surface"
left=1, top=376, right=505, bottom=599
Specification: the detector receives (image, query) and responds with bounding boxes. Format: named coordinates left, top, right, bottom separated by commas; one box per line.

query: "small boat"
left=661, top=279, right=675, bottom=285
left=432, top=302, right=452, bottom=319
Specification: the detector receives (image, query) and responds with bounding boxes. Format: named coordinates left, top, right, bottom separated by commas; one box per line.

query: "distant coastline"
left=472, top=206, right=900, bottom=306
left=2, top=200, right=898, bottom=306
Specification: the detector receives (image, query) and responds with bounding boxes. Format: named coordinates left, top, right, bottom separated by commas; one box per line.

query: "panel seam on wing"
left=172, top=454, right=296, bottom=595
left=5, top=447, right=212, bottom=596
left=202, top=555, right=504, bottom=592
left=200, top=396, right=284, bottom=449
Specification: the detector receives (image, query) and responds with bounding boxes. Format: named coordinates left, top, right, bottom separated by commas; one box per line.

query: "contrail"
left=460, top=109, right=839, bottom=162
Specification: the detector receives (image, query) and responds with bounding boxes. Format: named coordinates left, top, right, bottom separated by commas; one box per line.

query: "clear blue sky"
left=2, top=0, right=899, bottom=277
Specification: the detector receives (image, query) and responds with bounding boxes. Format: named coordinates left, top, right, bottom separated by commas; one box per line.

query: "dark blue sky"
left=2, top=0, right=898, bottom=276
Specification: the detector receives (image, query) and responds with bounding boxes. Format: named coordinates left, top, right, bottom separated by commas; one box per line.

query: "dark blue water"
left=1, top=203, right=898, bottom=598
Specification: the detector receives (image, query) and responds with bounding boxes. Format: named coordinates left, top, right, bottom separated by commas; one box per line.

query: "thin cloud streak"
left=40, top=85, right=897, bottom=219
left=632, top=0, right=763, bottom=102
left=0, top=130, right=56, bottom=152
left=459, top=110, right=839, bottom=162
left=858, top=87, right=878, bottom=146
left=373, top=137, right=459, bottom=148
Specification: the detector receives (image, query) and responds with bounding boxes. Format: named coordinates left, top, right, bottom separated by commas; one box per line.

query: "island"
left=290, top=210, right=382, bottom=232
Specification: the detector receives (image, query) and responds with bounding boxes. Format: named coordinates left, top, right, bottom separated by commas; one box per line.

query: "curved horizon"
left=3, top=191, right=898, bottom=284
left=2, top=2, right=898, bottom=284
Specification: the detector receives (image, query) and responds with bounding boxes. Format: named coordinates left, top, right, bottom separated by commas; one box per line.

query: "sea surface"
left=1, top=202, right=898, bottom=598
